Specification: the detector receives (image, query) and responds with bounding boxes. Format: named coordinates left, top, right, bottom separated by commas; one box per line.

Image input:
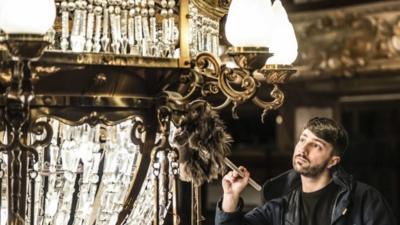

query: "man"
left=215, top=117, right=397, bottom=225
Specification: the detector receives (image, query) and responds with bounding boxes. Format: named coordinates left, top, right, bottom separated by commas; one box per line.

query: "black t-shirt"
left=300, top=181, right=340, bottom=225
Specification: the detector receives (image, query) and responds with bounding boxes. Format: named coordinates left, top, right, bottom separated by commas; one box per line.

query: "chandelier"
left=0, top=0, right=297, bottom=225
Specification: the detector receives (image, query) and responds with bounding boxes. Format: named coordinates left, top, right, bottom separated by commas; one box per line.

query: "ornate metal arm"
left=171, top=49, right=297, bottom=121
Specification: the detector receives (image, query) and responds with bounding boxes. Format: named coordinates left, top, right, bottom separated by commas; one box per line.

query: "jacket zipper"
left=330, top=187, right=346, bottom=225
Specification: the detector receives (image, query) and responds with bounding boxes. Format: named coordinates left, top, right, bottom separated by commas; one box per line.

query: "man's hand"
left=221, top=166, right=250, bottom=212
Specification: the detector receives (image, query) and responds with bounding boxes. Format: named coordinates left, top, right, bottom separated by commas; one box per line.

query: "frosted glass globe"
left=266, top=0, right=298, bottom=65
left=225, top=0, right=272, bottom=47
left=0, top=0, right=56, bottom=35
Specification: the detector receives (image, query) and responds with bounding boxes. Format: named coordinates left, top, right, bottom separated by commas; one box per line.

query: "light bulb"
left=225, top=0, right=272, bottom=47
left=266, top=0, right=298, bottom=65
left=0, top=0, right=56, bottom=35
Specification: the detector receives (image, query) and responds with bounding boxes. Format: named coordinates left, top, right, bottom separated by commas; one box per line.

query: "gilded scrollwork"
left=26, top=120, right=53, bottom=149
left=194, top=52, right=222, bottom=79
left=252, top=84, right=285, bottom=123
left=130, top=119, right=146, bottom=152
left=168, top=52, right=295, bottom=120
left=218, top=0, right=230, bottom=9
left=191, top=52, right=260, bottom=117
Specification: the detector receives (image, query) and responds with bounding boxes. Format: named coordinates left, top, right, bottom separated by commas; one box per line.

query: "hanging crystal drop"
left=120, top=0, right=129, bottom=54
left=101, top=0, right=110, bottom=52
left=93, top=0, right=103, bottom=52
left=85, top=0, right=95, bottom=51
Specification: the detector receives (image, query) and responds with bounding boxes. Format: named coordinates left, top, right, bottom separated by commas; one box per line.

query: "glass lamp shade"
left=225, top=0, right=272, bottom=47
left=0, top=0, right=4, bottom=31
left=0, top=0, right=56, bottom=35
left=266, top=0, right=298, bottom=65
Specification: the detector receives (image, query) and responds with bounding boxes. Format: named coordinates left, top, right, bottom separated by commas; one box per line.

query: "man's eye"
left=313, top=144, right=322, bottom=150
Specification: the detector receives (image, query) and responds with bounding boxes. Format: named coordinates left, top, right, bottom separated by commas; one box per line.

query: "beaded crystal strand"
left=127, top=0, right=137, bottom=54
left=167, top=0, right=177, bottom=57
left=148, top=0, right=156, bottom=56
left=93, top=0, right=103, bottom=52
left=212, top=20, right=219, bottom=56
left=188, top=3, right=197, bottom=57
left=110, top=0, right=122, bottom=54
left=141, top=0, right=150, bottom=56
left=160, top=0, right=168, bottom=57
left=120, top=0, right=129, bottom=54
left=101, top=0, right=110, bottom=52
left=60, top=0, right=70, bottom=51
left=134, top=0, right=143, bottom=56
left=86, top=0, right=95, bottom=52
left=70, top=1, right=83, bottom=52
left=80, top=0, right=89, bottom=50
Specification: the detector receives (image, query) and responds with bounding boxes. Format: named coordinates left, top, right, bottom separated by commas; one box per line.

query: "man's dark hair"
left=305, top=117, right=349, bottom=156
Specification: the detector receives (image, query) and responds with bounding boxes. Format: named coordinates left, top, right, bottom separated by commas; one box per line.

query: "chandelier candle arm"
left=191, top=50, right=296, bottom=120
left=251, top=84, right=285, bottom=123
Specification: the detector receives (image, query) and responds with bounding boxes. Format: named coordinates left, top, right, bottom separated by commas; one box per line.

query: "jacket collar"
left=331, top=166, right=354, bottom=192
left=263, top=166, right=354, bottom=225
left=263, top=166, right=354, bottom=200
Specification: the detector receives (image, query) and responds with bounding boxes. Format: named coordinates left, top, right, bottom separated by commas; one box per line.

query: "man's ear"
left=327, top=155, right=341, bottom=169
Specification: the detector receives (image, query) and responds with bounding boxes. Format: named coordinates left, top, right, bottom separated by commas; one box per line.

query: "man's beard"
left=292, top=156, right=329, bottom=177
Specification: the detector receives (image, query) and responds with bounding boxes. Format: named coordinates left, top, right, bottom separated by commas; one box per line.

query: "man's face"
left=292, top=129, right=338, bottom=177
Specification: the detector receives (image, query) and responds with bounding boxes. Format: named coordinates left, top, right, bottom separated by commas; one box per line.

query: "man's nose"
left=298, top=141, right=310, bottom=155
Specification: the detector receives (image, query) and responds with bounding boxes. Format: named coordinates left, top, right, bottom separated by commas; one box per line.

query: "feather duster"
left=174, top=101, right=232, bottom=186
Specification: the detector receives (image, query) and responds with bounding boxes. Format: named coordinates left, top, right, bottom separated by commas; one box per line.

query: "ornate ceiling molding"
left=291, top=1, right=400, bottom=80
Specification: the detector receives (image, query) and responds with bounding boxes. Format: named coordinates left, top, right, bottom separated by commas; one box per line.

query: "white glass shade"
left=0, top=0, right=56, bottom=35
left=266, top=0, right=298, bottom=65
left=0, top=1, right=4, bottom=31
left=225, top=0, right=272, bottom=47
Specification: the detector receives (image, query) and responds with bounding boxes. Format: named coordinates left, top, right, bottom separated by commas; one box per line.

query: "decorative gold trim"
left=226, top=47, right=272, bottom=70
left=226, top=47, right=269, bottom=54
left=21, top=95, right=154, bottom=109
left=260, top=64, right=297, bottom=84
left=179, top=0, right=191, bottom=68
left=37, top=50, right=181, bottom=68
left=191, top=0, right=228, bottom=19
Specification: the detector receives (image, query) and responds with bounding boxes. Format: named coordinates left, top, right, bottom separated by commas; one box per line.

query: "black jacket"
left=215, top=167, right=397, bottom=225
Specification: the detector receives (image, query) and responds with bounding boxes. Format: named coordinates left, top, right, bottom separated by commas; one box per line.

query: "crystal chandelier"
left=0, top=0, right=297, bottom=224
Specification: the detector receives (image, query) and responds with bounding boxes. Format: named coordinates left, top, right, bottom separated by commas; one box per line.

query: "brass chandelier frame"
left=0, top=0, right=296, bottom=225
left=182, top=49, right=296, bottom=122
